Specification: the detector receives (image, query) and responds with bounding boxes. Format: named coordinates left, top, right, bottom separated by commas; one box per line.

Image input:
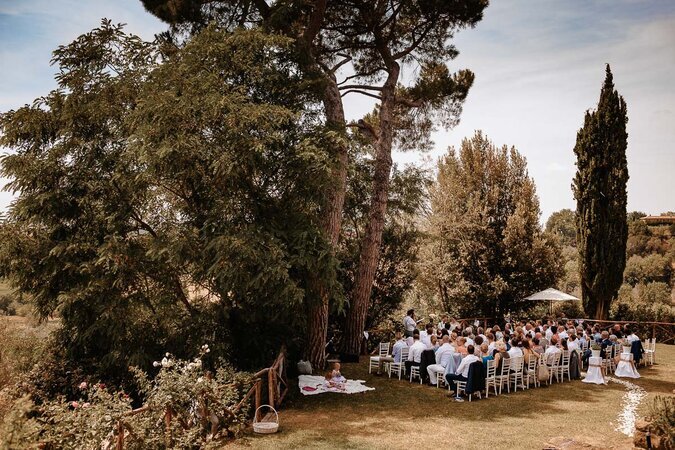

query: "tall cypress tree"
left=573, top=65, right=629, bottom=319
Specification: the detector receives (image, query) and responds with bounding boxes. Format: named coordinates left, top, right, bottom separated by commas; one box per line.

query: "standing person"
left=403, top=309, right=416, bottom=338
left=437, top=314, right=449, bottom=332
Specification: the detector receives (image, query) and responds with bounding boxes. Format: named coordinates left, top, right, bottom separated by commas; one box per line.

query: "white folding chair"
left=409, top=365, right=422, bottom=384
left=644, top=338, right=656, bottom=366
left=496, top=358, right=511, bottom=394
left=388, top=348, right=408, bottom=379
left=525, top=356, right=538, bottom=389
left=436, top=370, right=446, bottom=388
left=558, top=350, right=571, bottom=382
left=369, top=342, right=390, bottom=374
left=546, top=352, right=561, bottom=384
left=509, top=356, right=524, bottom=392
left=485, top=359, right=498, bottom=397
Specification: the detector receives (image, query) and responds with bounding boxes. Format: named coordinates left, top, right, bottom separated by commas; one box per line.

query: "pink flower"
left=82, top=402, right=91, bottom=408
left=78, top=382, right=88, bottom=390
left=98, top=383, right=106, bottom=389
left=71, top=401, right=79, bottom=408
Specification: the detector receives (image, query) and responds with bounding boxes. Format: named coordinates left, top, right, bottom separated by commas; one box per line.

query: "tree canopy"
left=0, top=21, right=338, bottom=377
left=418, top=132, right=562, bottom=318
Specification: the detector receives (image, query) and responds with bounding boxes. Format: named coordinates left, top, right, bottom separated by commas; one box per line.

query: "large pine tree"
left=573, top=65, right=629, bottom=320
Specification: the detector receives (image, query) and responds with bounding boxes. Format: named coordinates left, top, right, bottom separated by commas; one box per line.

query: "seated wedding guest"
left=544, top=324, right=553, bottom=340
left=522, top=339, right=537, bottom=363
left=525, top=323, right=535, bottom=338
left=480, top=343, right=493, bottom=366
left=420, top=323, right=434, bottom=347
left=559, top=326, right=569, bottom=339
left=430, top=334, right=439, bottom=350
left=508, top=337, right=523, bottom=358
left=493, top=341, right=510, bottom=373
left=377, top=331, right=406, bottom=375
left=426, top=335, right=455, bottom=386
left=493, top=325, right=503, bottom=341
left=486, top=332, right=496, bottom=355
left=463, top=328, right=475, bottom=346
left=445, top=345, right=480, bottom=395
left=456, top=337, right=468, bottom=356
left=625, top=327, right=640, bottom=343
left=440, top=322, right=451, bottom=337
left=406, top=332, right=426, bottom=374
left=611, top=323, right=624, bottom=339
left=477, top=327, right=486, bottom=341
left=567, top=333, right=579, bottom=353
left=473, top=336, right=484, bottom=356
left=392, top=332, right=408, bottom=362
left=532, top=337, right=545, bottom=355
left=544, top=336, right=562, bottom=364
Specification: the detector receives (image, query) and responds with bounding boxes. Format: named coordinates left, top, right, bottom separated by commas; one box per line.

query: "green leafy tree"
left=573, top=65, right=629, bottom=319
left=546, top=209, right=576, bottom=247
left=138, top=0, right=488, bottom=361
left=0, top=22, right=335, bottom=379
left=418, top=132, right=562, bottom=318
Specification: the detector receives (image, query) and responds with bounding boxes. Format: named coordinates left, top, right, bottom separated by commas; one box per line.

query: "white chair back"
left=400, top=347, right=409, bottom=362
left=379, top=342, right=390, bottom=357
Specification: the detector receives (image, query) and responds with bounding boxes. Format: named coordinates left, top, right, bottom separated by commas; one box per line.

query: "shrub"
left=1, top=347, right=254, bottom=449
left=647, top=395, right=674, bottom=448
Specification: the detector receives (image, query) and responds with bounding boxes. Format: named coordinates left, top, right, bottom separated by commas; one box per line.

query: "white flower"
left=165, top=352, right=170, bottom=358
left=153, top=361, right=161, bottom=367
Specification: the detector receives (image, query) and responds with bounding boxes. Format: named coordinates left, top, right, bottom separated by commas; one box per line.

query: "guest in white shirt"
left=625, top=326, right=640, bottom=343
left=445, top=344, right=480, bottom=396
left=405, top=332, right=426, bottom=374
left=545, top=325, right=553, bottom=340
left=559, top=326, right=569, bottom=339
left=544, top=336, right=562, bottom=364
left=403, top=309, right=417, bottom=337
left=420, top=324, right=434, bottom=348
left=426, top=335, right=455, bottom=386
left=507, top=338, right=523, bottom=358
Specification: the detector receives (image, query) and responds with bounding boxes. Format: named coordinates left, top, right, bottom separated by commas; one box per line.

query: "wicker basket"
left=253, top=405, right=279, bottom=434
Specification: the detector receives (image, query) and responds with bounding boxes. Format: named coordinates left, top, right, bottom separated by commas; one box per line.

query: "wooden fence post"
left=268, top=368, right=276, bottom=409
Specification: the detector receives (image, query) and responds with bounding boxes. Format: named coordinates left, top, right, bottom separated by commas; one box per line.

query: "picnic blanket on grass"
left=299, top=375, right=375, bottom=395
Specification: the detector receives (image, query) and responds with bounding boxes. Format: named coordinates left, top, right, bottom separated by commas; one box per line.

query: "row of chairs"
left=369, top=338, right=657, bottom=399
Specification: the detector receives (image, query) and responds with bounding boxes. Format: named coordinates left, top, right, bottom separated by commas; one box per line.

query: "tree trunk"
left=342, top=63, right=400, bottom=356
left=305, top=75, right=348, bottom=370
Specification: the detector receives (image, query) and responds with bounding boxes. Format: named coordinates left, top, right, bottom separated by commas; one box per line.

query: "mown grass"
left=232, top=345, right=675, bottom=450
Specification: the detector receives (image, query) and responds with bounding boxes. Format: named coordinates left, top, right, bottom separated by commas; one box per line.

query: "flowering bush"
left=1, top=346, right=253, bottom=449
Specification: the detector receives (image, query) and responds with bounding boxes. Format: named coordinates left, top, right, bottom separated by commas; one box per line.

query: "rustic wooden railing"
left=113, top=346, right=287, bottom=449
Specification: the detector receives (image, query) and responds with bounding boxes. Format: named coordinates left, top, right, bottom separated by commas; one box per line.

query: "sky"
left=1, top=0, right=674, bottom=223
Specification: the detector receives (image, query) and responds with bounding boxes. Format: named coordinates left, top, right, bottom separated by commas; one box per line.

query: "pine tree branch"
left=340, top=89, right=382, bottom=100
left=337, top=84, right=382, bottom=91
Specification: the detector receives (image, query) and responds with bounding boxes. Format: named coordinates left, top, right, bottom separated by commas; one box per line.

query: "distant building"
left=640, top=215, right=675, bottom=226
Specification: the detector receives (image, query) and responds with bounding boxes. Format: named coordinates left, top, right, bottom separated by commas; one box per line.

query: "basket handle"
left=254, top=404, right=279, bottom=424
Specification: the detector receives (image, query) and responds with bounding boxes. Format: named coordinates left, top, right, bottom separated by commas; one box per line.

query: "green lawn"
left=232, top=345, right=675, bottom=450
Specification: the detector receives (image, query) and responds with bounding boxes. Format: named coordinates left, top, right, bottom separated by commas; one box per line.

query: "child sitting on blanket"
left=331, top=362, right=346, bottom=383
left=324, top=363, right=347, bottom=389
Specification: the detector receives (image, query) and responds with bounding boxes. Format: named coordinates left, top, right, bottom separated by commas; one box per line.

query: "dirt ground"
left=230, top=344, right=675, bottom=450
